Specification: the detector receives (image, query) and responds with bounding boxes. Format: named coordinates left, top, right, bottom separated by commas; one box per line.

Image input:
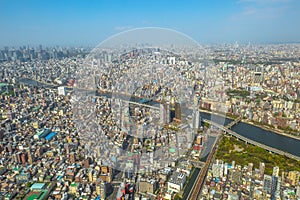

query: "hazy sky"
left=0, top=0, right=300, bottom=46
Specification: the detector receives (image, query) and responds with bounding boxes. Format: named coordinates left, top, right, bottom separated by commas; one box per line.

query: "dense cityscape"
left=0, top=41, right=299, bottom=200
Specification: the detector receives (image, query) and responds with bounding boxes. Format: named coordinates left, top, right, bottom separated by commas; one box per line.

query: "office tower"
left=260, top=162, right=265, bottom=179
left=160, top=102, right=170, bottom=126
left=192, top=110, right=201, bottom=130
left=175, top=102, right=181, bottom=121
left=170, top=98, right=176, bottom=122
left=271, top=166, right=279, bottom=200
left=192, top=94, right=201, bottom=132
left=272, top=166, right=279, bottom=177
left=271, top=176, right=278, bottom=200
left=263, top=175, right=272, bottom=194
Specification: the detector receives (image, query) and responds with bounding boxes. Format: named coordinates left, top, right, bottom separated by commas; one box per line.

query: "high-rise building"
left=192, top=110, right=201, bottom=132
left=263, top=175, right=272, bottom=194
left=288, top=171, right=300, bottom=186
left=271, top=166, right=280, bottom=200
left=160, top=102, right=170, bottom=126
left=272, top=166, right=279, bottom=177
left=192, top=94, right=201, bottom=132
left=260, top=162, right=265, bottom=179
left=270, top=176, right=278, bottom=200
left=174, top=102, right=181, bottom=121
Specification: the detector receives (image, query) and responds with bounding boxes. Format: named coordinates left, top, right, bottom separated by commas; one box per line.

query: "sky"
left=0, top=0, right=300, bottom=47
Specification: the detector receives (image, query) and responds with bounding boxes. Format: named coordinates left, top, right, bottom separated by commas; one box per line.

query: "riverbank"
left=241, top=119, right=300, bottom=141
left=199, top=109, right=300, bottom=142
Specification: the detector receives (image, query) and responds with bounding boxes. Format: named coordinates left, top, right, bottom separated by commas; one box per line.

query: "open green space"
left=226, top=89, right=250, bottom=98
left=216, top=136, right=300, bottom=175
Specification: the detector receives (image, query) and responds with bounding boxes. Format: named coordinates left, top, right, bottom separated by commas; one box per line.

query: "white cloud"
left=232, top=0, right=292, bottom=19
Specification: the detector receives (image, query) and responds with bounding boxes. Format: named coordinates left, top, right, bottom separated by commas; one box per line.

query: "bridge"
left=190, top=160, right=205, bottom=168
left=204, top=119, right=300, bottom=161
left=122, top=99, right=159, bottom=110
left=226, top=116, right=242, bottom=129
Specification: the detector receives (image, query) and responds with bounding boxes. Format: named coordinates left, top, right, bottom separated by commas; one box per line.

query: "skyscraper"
left=174, top=102, right=181, bottom=121
left=263, top=175, right=272, bottom=194
left=160, top=102, right=170, bottom=126
left=272, top=166, right=279, bottom=177
left=260, top=162, right=265, bottom=180
left=271, top=166, right=279, bottom=200
left=192, top=94, right=201, bottom=132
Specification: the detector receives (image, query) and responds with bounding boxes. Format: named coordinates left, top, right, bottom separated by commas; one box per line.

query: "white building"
left=58, top=86, right=66, bottom=96
left=167, top=171, right=186, bottom=193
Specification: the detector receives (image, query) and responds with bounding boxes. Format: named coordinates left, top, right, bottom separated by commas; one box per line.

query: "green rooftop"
left=169, top=148, right=176, bottom=153
left=12, top=166, right=22, bottom=172
left=32, top=105, right=41, bottom=111
left=70, top=182, right=78, bottom=187
left=26, top=190, right=48, bottom=200
left=0, top=83, right=8, bottom=87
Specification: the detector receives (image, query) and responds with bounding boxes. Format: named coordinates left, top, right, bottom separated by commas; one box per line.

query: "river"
left=19, top=78, right=300, bottom=158
left=200, top=112, right=300, bottom=157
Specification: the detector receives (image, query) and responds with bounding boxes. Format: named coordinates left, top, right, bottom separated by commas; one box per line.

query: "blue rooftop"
left=30, top=183, right=45, bottom=190
left=45, top=132, right=57, bottom=141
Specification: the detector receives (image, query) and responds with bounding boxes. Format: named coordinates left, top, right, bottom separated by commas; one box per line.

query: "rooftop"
left=30, top=183, right=45, bottom=190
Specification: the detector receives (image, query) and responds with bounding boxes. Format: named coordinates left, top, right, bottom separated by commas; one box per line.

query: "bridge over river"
left=203, top=119, right=300, bottom=161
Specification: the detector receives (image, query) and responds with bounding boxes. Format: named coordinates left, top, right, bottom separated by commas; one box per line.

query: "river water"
left=200, top=112, right=300, bottom=157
